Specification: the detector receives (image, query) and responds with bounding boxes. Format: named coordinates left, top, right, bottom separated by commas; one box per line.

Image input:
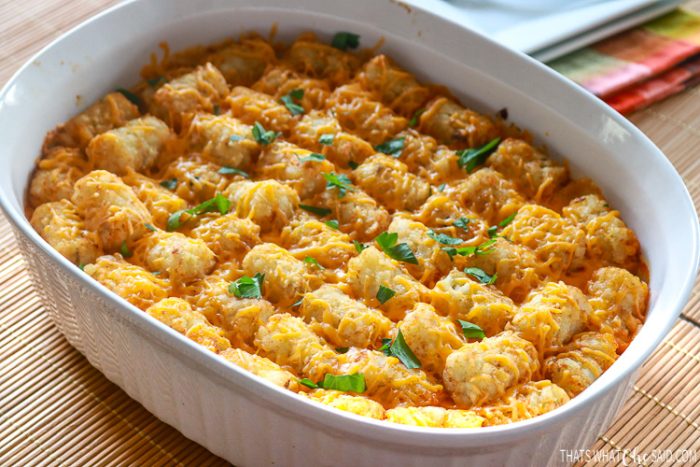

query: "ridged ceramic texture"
left=15, top=230, right=635, bottom=466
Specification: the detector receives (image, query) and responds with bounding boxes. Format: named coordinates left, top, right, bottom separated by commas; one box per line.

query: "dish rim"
left=0, top=0, right=698, bottom=449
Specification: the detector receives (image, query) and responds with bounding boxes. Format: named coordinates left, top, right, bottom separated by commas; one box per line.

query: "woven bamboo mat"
left=1, top=1, right=700, bottom=465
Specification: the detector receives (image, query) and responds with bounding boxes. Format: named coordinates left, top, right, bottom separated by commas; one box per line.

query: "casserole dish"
left=0, top=0, right=697, bottom=464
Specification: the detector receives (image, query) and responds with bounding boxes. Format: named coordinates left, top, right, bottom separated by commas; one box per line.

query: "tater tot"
left=385, top=407, right=484, bottom=428
left=242, top=243, right=313, bottom=307
left=151, top=63, right=229, bottom=129
left=544, top=332, right=617, bottom=397
left=84, top=254, right=169, bottom=310
left=501, top=204, right=587, bottom=278
left=186, top=113, right=260, bottom=169
left=280, top=217, right=356, bottom=269
left=465, top=237, right=541, bottom=303
left=443, top=331, right=539, bottom=407
left=132, top=229, right=216, bottom=284
left=451, top=168, right=525, bottom=225
left=285, top=35, right=360, bottom=87
left=86, top=116, right=171, bottom=175
left=478, top=380, right=570, bottom=426
left=205, top=37, right=276, bottom=86
left=397, top=303, right=465, bottom=377
left=487, top=138, right=569, bottom=202
left=430, top=270, right=517, bottom=337
left=387, top=215, right=452, bottom=286
left=290, top=110, right=375, bottom=168
left=587, top=267, right=648, bottom=352
left=355, top=55, right=432, bottom=117
left=508, top=281, right=591, bottom=358
left=255, top=313, right=338, bottom=381
left=146, top=297, right=230, bottom=353
left=253, top=66, right=331, bottom=113
left=220, top=348, right=299, bottom=390
left=563, top=195, right=641, bottom=270
left=304, top=389, right=385, bottom=419
left=346, top=246, right=430, bottom=321
left=188, top=276, right=277, bottom=350
left=29, top=147, right=90, bottom=207
left=314, top=187, right=391, bottom=242
left=352, top=154, right=431, bottom=212
left=121, top=170, right=188, bottom=229
left=190, top=213, right=261, bottom=260
left=337, top=348, right=444, bottom=408
left=326, top=84, right=408, bottom=146
left=256, top=141, right=335, bottom=199
left=161, top=156, right=230, bottom=204
left=225, top=86, right=295, bottom=134
left=412, top=194, right=489, bottom=247
left=394, top=129, right=461, bottom=184
left=30, top=199, right=102, bottom=265
left=224, top=180, right=299, bottom=233
left=299, top=284, right=392, bottom=348
left=71, top=170, right=152, bottom=251
left=45, top=92, right=139, bottom=149
left=418, top=96, right=499, bottom=149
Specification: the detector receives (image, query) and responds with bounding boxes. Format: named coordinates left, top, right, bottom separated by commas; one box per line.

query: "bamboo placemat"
left=1, top=1, right=699, bottom=465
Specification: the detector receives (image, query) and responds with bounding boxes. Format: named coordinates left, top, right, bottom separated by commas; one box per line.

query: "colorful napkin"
left=549, top=8, right=700, bottom=114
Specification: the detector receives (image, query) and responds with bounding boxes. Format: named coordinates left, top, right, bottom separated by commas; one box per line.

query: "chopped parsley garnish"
left=298, top=378, right=318, bottom=389
left=454, top=217, right=470, bottom=230
left=145, top=223, right=156, bottom=232
left=218, top=166, right=249, bottom=178
left=299, top=204, right=331, bottom=217
left=427, top=230, right=462, bottom=245
left=498, top=213, right=516, bottom=228
left=335, top=347, right=349, bottom=354
left=323, top=172, right=354, bottom=198
left=319, top=134, right=335, bottom=146
left=212, top=104, right=221, bottom=115
left=229, top=134, right=244, bottom=142
left=353, top=240, right=367, bottom=253
left=281, top=89, right=305, bottom=116
left=348, top=160, right=359, bottom=170
left=458, top=320, right=486, bottom=340
left=442, top=238, right=496, bottom=259
left=487, top=225, right=498, bottom=238
left=146, top=76, right=166, bottom=87
left=375, top=232, right=418, bottom=264
left=116, top=88, right=142, bottom=108
left=228, top=273, right=264, bottom=299
left=292, top=298, right=304, bottom=308
left=251, top=121, right=279, bottom=145
left=374, top=137, right=405, bottom=158
left=380, top=330, right=421, bottom=369
left=160, top=178, right=178, bottom=191
left=464, top=267, right=497, bottom=285
left=331, top=32, right=360, bottom=51
left=78, top=264, right=86, bottom=271
left=167, top=193, right=230, bottom=231
left=119, top=241, right=132, bottom=258
left=325, top=219, right=340, bottom=230
left=299, top=153, right=326, bottom=163
left=437, top=183, right=447, bottom=192
left=409, top=108, right=425, bottom=127
left=298, top=373, right=366, bottom=393
left=304, top=256, right=324, bottom=269
left=457, top=137, right=501, bottom=173
left=376, top=285, right=396, bottom=304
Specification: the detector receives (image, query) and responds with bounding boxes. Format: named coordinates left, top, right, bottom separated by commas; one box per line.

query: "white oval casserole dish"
left=1, top=0, right=698, bottom=465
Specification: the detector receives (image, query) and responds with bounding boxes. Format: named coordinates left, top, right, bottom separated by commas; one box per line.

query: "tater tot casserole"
left=27, top=30, right=649, bottom=429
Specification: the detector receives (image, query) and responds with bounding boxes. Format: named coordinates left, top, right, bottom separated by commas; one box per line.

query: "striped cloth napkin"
left=549, top=8, right=700, bottom=114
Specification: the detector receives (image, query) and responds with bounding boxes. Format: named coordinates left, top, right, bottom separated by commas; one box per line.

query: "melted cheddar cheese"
left=27, top=30, right=648, bottom=428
